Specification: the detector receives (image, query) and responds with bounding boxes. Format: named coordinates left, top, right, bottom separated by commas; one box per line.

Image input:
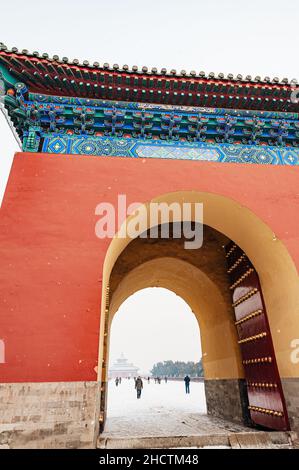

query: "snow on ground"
left=107, top=378, right=207, bottom=418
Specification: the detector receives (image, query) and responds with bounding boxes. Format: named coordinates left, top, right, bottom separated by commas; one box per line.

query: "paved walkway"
left=100, top=380, right=295, bottom=448
left=102, top=411, right=251, bottom=439
left=104, top=379, right=249, bottom=437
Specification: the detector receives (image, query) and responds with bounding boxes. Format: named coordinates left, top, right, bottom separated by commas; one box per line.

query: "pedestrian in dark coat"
left=135, top=376, right=143, bottom=399
left=184, top=375, right=191, bottom=394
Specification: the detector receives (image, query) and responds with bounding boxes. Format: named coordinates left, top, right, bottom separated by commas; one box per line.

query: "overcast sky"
left=0, top=1, right=298, bottom=369
left=109, top=288, right=201, bottom=374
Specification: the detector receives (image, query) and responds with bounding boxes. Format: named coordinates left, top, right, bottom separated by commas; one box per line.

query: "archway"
left=97, top=191, right=299, bottom=436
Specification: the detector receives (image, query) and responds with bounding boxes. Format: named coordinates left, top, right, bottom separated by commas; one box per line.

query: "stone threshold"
left=98, top=431, right=297, bottom=449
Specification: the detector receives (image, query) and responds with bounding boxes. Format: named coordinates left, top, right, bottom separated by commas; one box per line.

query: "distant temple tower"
left=108, top=353, right=139, bottom=379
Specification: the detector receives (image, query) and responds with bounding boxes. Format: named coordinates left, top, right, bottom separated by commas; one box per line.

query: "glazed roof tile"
left=1, top=43, right=298, bottom=112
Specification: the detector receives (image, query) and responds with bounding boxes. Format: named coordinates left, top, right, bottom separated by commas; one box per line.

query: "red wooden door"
left=225, top=241, right=289, bottom=430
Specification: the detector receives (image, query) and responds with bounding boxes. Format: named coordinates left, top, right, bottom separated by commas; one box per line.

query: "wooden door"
left=225, top=241, right=289, bottom=430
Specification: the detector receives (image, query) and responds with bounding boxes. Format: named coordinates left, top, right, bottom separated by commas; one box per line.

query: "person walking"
left=115, top=377, right=119, bottom=387
left=164, top=376, right=168, bottom=383
left=184, top=375, right=191, bottom=394
left=135, top=376, right=143, bottom=399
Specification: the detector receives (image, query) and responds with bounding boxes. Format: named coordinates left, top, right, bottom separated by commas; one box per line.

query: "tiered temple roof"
left=108, top=353, right=139, bottom=378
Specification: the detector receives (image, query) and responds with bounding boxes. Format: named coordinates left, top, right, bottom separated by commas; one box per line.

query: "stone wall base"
left=0, top=382, right=100, bottom=449
left=204, top=378, right=250, bottom=425
left=282, top=378, right=299, bottom=433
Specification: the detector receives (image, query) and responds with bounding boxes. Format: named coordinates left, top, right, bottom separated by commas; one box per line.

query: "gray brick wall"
left=0, top=381, right=100, bottom=448
left=282, top=378, right=299, bottom=433
left=204, top=378, right=250, bottom=425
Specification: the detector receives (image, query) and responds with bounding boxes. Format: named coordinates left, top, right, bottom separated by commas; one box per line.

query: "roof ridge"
left=0, top=42, right=297, bottom=85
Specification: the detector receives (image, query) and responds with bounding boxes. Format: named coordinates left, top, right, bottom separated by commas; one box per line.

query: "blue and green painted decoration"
left=1, top=72, right=299, bottom=165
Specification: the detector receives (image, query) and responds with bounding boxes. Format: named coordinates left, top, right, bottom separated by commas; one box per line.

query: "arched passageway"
left=97, top=191, right=299, bottom=436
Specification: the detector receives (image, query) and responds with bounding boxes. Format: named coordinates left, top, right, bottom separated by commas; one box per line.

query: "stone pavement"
left=99, top=412, right=296, bottom=449
left=102, top=411, right=250, bottom=438
left=99, top=379, right=297, bottom=448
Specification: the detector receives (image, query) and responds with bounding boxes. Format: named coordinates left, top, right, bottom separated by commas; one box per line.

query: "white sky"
left=109, top=288, right=201, bottom=373
left=0, top=1, right=298, bottom=367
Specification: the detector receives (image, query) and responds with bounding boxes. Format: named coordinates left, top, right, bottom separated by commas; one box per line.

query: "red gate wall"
left=0, top=152, right=299, bottom=382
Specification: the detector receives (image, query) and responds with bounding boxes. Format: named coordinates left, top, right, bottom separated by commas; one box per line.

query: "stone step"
left=98, top=431, right=297, bottom=449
